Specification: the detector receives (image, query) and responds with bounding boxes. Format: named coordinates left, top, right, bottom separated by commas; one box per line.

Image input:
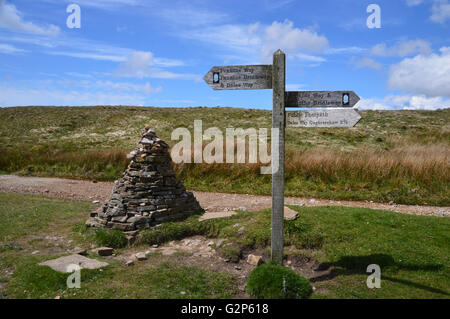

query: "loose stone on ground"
left=135, top=252, right=147, bottom=261
left=94, top=247, right=114, bottom=256
left=38, top=254, right=109, bottom=273
left=199, top=211, right=237, bottom=221
left=284, top=206, right=299, bottom=221
left=247, top=254, right=263, bottom=266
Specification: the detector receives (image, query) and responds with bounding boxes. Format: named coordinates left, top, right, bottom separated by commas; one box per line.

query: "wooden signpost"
left=204, top=50, right=361, bottom=265
left=271, top=50, right=286, bottom=265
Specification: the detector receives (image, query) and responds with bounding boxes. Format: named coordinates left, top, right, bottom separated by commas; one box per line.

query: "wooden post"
left=271, top=49, right=285, bottom=265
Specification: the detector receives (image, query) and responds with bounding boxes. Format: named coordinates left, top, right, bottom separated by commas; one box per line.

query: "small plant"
left=246, top=261, right=312, bottom=299
left=138, top=221, right=199, bottom=246
left=218, top=245, right=241, bottom=263
left=94, top=228, right=128, bottom=248
left=137, top=215, right=237, bottom=246
left=285, top=221, right=324, bottom=249
left=0, top=241, right=24, bottom=252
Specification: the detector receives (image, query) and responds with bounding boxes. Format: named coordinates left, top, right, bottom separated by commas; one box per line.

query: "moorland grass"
left=0, top=106, right=448, bottom=205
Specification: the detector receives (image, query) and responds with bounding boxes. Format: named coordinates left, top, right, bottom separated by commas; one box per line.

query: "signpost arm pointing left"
left=271, top=49, right=285, bottom=265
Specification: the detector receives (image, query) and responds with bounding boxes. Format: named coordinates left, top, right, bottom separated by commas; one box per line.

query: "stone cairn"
left=86, top=126, right=203, bottom=234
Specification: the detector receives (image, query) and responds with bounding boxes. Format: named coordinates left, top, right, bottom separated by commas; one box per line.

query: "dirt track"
left=0, top=175, right=448, bottom=217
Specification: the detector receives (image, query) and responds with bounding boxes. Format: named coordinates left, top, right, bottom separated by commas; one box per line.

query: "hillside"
left=0, top=106, right=449, bottom=206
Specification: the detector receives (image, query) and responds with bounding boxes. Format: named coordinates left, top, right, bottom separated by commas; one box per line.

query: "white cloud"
left=57, top=78, right=163, bottom=94
left=286, top=84, right=306, bottom=91
left=93, top=80, right=162, bottom=94
left=388, top=47, right=450, bottom=97
left=358, top=98, right=392, bottom=110
left=48, top=51, right=126, bottom=62
left=46, top=0, right=143, bottom=10
left=1, top=31, right=185, bottom=70
left=260, top=20, right=329, bottom=62
left=405, top=0, right=424, bottom=6
left=158, top=5, right=228, bottom=27
left=358, top=94, right=450, bottom=110
left=291, top=53, right=326, bottom=63
left=0, top=43, right=26, bottom=54
left=0, top=0, right=60, bottom=36
left=65, top=72, right=93, bottom=78
left=116, top=51, right=199, bottom=80
left=0, top=87, right=147, bottom=107
left=0, top=76, right=165, bottom=106
left=272, top=22, right=326, bottom=56
left=354, top=57, right=382, bottom=70
left=181, top=19, right=329, bottom=64
left=403, top=95, right=450, bottom=109
left=117, top=51, right=154, bottom=77
left=370, top=40, right=432, bottom=57
left=325, top=47, right=367, bottom=55
left=0, top=34, right=57, bottom=48
left=181, top=23, right=261, bottom=57
left=431, top=0, right=450, bottom=23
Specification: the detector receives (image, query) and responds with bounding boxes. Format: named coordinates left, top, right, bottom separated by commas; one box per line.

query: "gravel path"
left=0, top=175, right=448, bottom=217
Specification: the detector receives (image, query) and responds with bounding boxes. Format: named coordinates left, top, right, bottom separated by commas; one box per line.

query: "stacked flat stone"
left=86, top=126, right=202, bottom=232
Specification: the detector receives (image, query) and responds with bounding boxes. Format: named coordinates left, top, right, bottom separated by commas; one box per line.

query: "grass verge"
left=1, top=193, right=449, bottom=299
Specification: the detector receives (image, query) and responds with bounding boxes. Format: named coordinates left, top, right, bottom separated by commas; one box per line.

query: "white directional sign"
left=204, top=65, right=272, bottom=90
left=285, top=91, right=360, bottom=108
left=287, top=109, right=361, bottom=128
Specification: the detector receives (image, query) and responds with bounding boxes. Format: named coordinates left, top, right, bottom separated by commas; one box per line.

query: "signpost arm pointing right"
left=271, top=49, right=285, bottom=265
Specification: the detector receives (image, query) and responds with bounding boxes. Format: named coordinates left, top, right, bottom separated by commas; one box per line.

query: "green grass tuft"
left=94, top=228, right=128, bottom=249
left=247, top=261, right=312, bottom=299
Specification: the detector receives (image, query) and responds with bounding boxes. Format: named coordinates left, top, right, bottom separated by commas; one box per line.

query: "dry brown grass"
left=284, top=144, right=449, bottom=185
left=171, top=142, right=449, bottom=186
left=1, top=136, right=448, bottom=204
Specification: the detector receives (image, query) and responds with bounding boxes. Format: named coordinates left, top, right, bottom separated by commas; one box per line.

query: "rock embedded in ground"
left=71, top=247, right=87, bottom=255
left=125, top=235, right=136, bottom=245
left=39, top=254, right=109, bottom=273
left=284, top=206, right=299, bottom=221
left=125, top=260, right=135, bottom=267
left=86, top=127, right=203, bottom=232
left=135, top=252, right=147, bottom=261
left=216, top=239, right=225, bottom=247
left=95, top=247, right=114, bottom=256
left=247, top=254, right=263, bottom=266
left=199, top=211, right=237, bottom=221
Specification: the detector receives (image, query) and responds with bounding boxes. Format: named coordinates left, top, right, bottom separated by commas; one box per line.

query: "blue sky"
left=0, top=0, right=449, bottom=109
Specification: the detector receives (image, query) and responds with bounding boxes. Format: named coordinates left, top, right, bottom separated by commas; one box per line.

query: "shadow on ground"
left=310, top=254, right=449, bottom=297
